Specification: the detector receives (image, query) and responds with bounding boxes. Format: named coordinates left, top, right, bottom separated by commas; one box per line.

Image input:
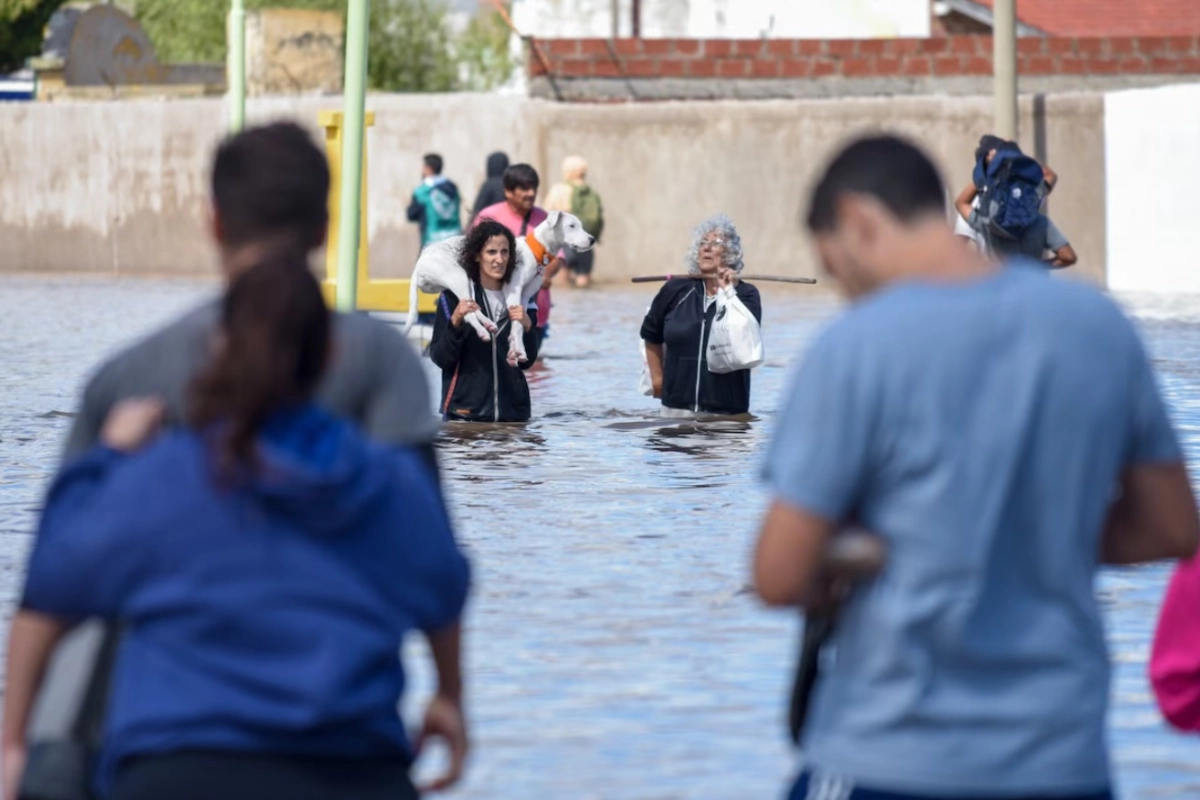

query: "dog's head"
left=546, top=211, right=595, bottom=252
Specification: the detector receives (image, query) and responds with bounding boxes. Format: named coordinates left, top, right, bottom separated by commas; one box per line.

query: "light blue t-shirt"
left=765, top=263, right=1180, bottom=796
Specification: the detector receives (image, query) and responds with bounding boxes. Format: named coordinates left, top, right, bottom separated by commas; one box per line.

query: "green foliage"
left=133, top=0, right=516, bottom=93
left=136, top=0, right=341, bottom=64
left=454, top=3, right=515, bottom=92
left=0, top=0, right=66, bottom=73
left=367, top=0, right=456, bottom=93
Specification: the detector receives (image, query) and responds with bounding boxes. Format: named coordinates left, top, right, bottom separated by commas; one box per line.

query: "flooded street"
left=2, top=274, right=1199, bottom=799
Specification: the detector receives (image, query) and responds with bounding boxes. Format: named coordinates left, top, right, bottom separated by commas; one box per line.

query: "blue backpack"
left=974, top=148, right=1045, bottom=241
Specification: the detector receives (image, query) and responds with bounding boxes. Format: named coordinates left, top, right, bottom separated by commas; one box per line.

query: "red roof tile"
left=972, top=0, right=1200, bottom=36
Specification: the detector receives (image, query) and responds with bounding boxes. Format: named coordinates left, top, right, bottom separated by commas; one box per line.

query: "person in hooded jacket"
left=18, top=253, right=471, bottom=800
left=406, top=153, right=463, bottom=249
left=641, top=214, right=762, bottom=416
left=470, top=151, right=509, bottom=224
left=429, top=220, right=539, bottom=423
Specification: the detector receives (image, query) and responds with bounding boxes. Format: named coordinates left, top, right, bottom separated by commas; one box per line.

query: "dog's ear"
left=547, top=210, right=562, bottom=228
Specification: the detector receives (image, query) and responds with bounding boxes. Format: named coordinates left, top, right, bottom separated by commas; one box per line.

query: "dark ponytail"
left=189, top=251, right=331, bottom=473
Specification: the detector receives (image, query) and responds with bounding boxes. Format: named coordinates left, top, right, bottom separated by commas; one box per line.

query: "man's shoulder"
left=334, top=310, right=413, bottom=349
left=88, top=302, right=216, bottom=390
left=530, top=207, right=549, bottom=225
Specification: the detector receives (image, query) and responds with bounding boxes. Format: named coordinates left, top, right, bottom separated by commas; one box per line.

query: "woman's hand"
left=415, top=693, right=468, bottom=793
left=451, top=300, right=480, bottom=328
left=717, top=267, right=739, bottom=290
left=508, top=305, right=529, bottom=329
left=101, top=397, right=166, bottom=452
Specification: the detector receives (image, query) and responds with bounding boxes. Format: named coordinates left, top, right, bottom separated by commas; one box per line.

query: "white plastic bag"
left=706, top=287, right=764, bottom=374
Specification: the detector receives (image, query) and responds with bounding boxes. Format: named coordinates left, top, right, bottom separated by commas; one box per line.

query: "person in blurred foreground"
left=2, top=122, right=444, bottom=800
left=754, top=134, right=1198, bottom=800
left=20, top=254, right=470, bottom=800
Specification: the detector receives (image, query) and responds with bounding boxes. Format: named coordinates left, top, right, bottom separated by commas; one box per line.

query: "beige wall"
left=0, top=92, right=1105, bottom=284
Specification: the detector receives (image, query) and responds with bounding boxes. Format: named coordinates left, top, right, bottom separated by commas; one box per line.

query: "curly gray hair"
left=684, top=213, right=745, bottom=274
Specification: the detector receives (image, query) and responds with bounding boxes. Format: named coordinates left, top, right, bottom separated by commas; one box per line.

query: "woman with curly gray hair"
left=640, top=214, right=763, bottom=415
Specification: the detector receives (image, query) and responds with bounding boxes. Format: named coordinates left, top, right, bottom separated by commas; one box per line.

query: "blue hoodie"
left=22, top=405, right=470, bottom=793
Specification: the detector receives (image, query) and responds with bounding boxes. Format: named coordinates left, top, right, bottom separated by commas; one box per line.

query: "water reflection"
left=2, top=276, right=1200, bottom=799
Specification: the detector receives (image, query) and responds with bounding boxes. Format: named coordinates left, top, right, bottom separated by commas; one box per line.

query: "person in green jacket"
left=407, top=153, right=463, bottom=249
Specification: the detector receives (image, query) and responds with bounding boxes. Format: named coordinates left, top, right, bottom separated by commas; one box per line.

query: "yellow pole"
left=320, top=111, right=375, bottom=304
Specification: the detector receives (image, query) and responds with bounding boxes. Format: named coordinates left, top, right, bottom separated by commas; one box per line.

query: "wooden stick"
left=631, top=274, right=817, bottom=285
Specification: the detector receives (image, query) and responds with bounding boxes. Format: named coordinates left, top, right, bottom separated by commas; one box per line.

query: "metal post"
left=336, top=0, right=371, bottom=313
left=228, top=0, right=246, bottom=132
left=631, top=0, right=641, bottom=37
left=611, top=0, right=619, bottom=37
left=992, top=0, right=1017, bottom=140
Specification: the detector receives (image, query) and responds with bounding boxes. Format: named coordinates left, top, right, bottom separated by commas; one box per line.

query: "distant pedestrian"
left=640, top=214, right=761, bottom=415
left=470, top=151, right=509, bottom=225
left=407, top=153, right=463, bottom=249
left=475, top=163, right=564, bottom=349
left=955, top=135, right=1075, bottom=267
left=18, top=252, right=470, bottom=800
left=546, top=156, right=604, bottom=288
left=755, top=135, right=1197, bottom=800
left=1, top=122, right=444, bottom=800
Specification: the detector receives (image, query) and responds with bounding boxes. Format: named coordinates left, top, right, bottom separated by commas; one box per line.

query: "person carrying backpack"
left=546, top=156, right=604, bottom=288
left=407, top=153, right=463, bottom=249
left=955, top=136, right=1076, bottom=268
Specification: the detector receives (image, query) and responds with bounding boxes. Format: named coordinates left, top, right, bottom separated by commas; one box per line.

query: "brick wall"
left=529, top=35, right=1200, bottom=82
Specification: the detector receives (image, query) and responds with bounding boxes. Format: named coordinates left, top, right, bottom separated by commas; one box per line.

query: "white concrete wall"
left=1105, top=82, right=1200, bottom=294
left=511, top=0, right=929, bottom=39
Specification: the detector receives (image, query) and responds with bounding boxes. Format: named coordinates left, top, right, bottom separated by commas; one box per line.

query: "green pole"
left=228, top=0, right=246, bottom=132
left=336, top=0, right=370, bottom=313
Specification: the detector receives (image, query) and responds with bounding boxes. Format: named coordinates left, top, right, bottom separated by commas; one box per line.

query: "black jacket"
left=429, top=287, right=539, bottom=423
left=471, top=152, right=510, bottom=221
left=640, top=278, right=762, bottom=415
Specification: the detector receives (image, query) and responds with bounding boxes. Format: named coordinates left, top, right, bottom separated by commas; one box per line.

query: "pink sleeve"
left=1151, top=556, right=1200, bottom=731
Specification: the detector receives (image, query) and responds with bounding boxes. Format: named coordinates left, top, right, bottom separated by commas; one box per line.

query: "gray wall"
left=0, top=91, right=1105, bottom=285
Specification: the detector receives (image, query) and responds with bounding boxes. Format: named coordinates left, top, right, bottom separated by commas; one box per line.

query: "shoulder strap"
left=519, top=209, right=532, bottom=236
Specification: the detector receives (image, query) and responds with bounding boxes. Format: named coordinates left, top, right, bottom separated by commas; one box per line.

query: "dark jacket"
left=471, top=152, right=509, bottom=221
left=640, top=278, right=762, bottom=415
left=429, top=286, right=539, bottom=422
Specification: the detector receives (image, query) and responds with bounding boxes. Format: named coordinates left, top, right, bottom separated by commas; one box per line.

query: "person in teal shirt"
left=407, top=153, right=463, bottom=249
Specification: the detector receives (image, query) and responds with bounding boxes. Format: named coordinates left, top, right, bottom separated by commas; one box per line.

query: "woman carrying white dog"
left=640, top=214, right=762, bottom=416
left=429, top=221, right=540, bottom=422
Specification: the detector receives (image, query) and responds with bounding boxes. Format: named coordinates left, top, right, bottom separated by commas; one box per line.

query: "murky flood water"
left=2, top=274, right=1198, bottom=799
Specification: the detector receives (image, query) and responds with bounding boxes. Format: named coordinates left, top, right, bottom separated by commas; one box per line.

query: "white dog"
left=404, top=211, right=595, bottom=365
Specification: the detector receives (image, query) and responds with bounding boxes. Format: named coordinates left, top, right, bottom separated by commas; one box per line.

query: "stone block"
left=246, top=8, right=343, bottom=96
